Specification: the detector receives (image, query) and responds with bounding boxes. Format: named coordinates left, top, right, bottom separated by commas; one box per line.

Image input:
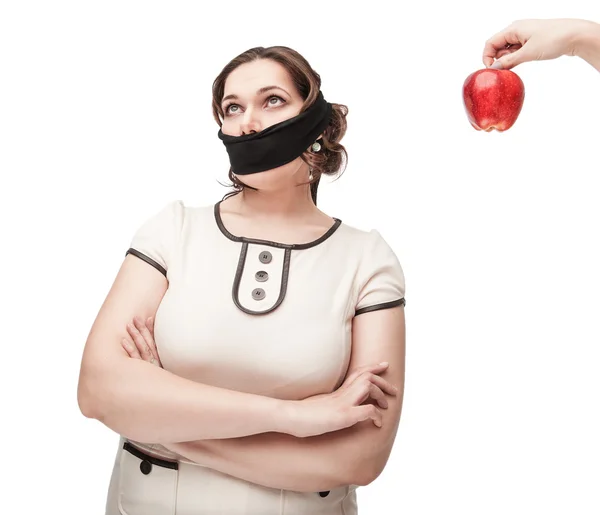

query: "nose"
left=240, top=108, right=262, bottom=135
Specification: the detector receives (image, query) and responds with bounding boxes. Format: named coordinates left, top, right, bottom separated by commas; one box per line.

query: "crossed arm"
left=164, top=306, right=406, bottom=493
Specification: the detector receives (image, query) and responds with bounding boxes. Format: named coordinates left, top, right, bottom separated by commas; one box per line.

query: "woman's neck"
left=232, top=186, right=317, bottom=222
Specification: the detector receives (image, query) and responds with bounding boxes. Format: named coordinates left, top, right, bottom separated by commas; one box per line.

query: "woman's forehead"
left=224, top=60, right=294, bottom=97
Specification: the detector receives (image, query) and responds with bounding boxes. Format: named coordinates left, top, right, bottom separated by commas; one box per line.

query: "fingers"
left=121, top=338, right=141, bottom=359
left=355, top=404, right=383, bottom=428
left=347, top=374, right=396, bottom=411
left=360, top=375, right=397, bottom=410
left=147, top=316, right=155, bottom=336
left=144, top=316, right=160, bottom=365
left=495, top=46, right=522, bottom=60
left=483, top=25, right=525, bottom=67
left=126, top=318, right=157, bottom=365
left=342, top=362, right=389, bottom=388
left=134, top=316, right=161, bottom=364
left=341, top=362, right=398, bottom=411
left=368, top=373, right=399, bottom=397
left=368, top=383, right=388, bottom=409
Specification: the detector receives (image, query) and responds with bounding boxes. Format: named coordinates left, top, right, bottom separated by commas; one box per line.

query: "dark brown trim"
left=214, top=200, right=342, bottom=250
left=125, top=248, right=167, bottom=277
left=354, top=298, right=406, bottom=316
left=232, top=243, right=291, bottom=315
left=123, top=441, right=179, bottom=470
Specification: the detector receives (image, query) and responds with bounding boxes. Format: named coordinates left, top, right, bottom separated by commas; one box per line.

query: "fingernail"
left=379, top=362, right=389, bottom=366
left=490, top=60, right=503, bottom=69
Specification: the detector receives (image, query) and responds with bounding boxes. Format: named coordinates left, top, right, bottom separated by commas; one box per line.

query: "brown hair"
left=211, top=46, right=348, bottom=205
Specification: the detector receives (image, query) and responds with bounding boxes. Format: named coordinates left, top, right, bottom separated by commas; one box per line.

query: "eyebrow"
left=221, top=85, right=291, bottom=105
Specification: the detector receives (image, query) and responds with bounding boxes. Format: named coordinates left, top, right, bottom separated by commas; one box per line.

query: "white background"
left=2, top=1, right=600, bottom=513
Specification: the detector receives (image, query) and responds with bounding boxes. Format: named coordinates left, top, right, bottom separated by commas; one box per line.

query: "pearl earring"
left=311, top=140, right=321, bottom=152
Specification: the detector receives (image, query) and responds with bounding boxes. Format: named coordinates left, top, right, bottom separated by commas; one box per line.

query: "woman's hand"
left=483, top=18, right=599, bottom=70
left=286, top=362, right=398, bottom=438
left=122, top=315, right=163, bottom=367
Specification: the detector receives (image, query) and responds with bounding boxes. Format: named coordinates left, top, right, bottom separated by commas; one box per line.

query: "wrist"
left=273, top=399, right=300, bottom=436
left=570, top=20, right=600, bottom=58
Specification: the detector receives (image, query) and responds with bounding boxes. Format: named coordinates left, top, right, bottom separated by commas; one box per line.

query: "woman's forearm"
left=574, top=20, right=600, bottom=72
left=79, top=357, right=290, bottom=443
left=165, top=426, right=370, bottom=492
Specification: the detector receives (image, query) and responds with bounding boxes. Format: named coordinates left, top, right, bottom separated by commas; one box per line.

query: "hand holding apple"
left=462, top=68, right=525, bottom=132
left=482, top=18, right=600, bottom=71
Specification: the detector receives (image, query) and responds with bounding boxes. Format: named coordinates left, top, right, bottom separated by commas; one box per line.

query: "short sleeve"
left=124, top=200, right=184, bottom=278
left=354, top=229, right=406, bottom=316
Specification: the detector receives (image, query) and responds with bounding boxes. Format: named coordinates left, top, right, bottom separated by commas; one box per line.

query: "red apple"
left=462, top=68, right=525, bottom=132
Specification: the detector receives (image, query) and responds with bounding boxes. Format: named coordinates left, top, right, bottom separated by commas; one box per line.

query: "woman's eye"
left=224, top=96, right=285, bottom=116
left=268, top=96, right=284, bottom=106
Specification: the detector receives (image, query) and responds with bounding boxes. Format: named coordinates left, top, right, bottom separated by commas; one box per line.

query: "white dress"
left=105, top=198, right=406, bottom=515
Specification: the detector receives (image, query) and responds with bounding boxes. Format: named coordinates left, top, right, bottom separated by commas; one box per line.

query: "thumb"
left=490, top=47, right=530, bottom=70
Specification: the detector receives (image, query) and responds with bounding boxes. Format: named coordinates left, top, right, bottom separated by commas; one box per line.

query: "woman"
left=80, top=44, right=405, bottom=515
left=77, top=17, right=600, bottom=515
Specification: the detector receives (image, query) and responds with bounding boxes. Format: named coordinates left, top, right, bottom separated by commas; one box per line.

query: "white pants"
left=105, top=437, right=358, bottom=515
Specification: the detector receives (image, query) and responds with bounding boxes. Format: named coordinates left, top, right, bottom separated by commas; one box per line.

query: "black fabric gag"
left=217, top=91, right=333, bottom=175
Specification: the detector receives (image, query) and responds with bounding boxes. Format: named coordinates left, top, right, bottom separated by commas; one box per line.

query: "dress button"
left=258, top=250, right=272, bottom=264
left=319, top=491, right=330, bottom=497
left=140, top=460, right=152, bottom=475
left=252, top=288, right=266, bottom=300
left=255, top=271, right=269, bottom=282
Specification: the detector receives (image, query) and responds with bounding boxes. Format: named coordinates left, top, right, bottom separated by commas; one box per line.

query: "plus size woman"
left=77, top=16, right=600, bottom=515
left=79, top=45, right=406, bottom=515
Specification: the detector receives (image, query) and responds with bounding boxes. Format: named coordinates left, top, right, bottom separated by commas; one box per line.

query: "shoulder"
left=138, top=199, right=185, bottom=224
left=339, top=222, right=406, bottom=309
left=334, top=221, right=404, bottom=280
left=126, top=200, right=215, bottom=276
left=336, top=220, right=396, bottom=253
left=140, top=199, right=216, bottom=227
